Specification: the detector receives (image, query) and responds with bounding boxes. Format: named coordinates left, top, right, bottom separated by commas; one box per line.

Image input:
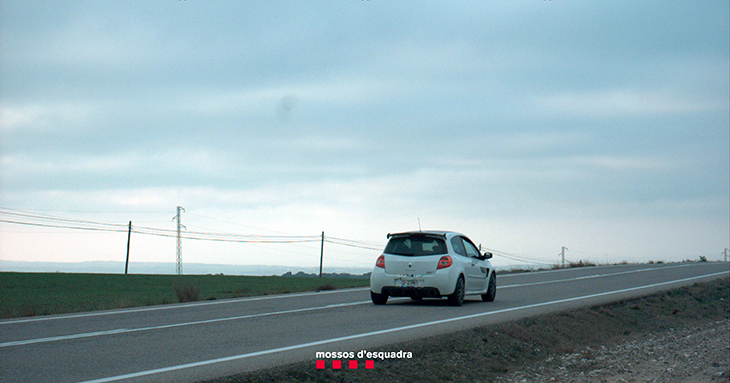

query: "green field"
left=0, top=272, right=370, bottom=319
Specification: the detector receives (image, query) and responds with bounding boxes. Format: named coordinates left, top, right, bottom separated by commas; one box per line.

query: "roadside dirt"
left=498, top=319, right=730, bottom=383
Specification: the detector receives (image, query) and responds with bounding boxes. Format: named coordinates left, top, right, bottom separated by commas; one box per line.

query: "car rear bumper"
left=370, top=267, right=458, bottom=296
left=382, top=286, right=442, bottom=298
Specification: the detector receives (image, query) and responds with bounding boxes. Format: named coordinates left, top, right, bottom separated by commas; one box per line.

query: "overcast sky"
left=1, top=1, right=728, bottom=272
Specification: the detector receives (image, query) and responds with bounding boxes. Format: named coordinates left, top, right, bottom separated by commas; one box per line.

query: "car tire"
left=482, top=272, right=497, bottom=302
left=371, top=291, right=388, bottom=305
left=447, top=276, right=465, bottom=306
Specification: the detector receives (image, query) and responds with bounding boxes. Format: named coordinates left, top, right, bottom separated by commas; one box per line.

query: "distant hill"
left=281, top=271, right=371, bottom=279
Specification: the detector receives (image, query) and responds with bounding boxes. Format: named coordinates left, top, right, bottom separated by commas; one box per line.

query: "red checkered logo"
left=316, top=360, right=375, bottom=370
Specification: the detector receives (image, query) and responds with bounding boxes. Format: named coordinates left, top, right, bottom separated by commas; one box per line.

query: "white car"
left=370, top=231, right=496, bottom=306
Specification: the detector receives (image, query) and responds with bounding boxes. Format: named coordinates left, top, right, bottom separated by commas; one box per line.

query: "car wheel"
left=371, top=291, right=388, bottom=305
left=482, top=272, right=497, bottom=302
left=447, top=276, right=465, bottom=306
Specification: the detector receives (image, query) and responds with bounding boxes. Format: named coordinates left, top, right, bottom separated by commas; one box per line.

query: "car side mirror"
left=482, top=252, right=493, bottom=260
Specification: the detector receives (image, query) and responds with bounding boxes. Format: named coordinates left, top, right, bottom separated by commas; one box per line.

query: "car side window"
left=450, top=237, right=466, bottom=256
left=462, top=238, right=480, bottom=258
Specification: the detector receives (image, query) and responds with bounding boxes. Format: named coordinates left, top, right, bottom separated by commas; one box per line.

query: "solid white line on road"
left=0, top=287, right=372, bottom=325
left=0, top=300, right=372, bottom=348
left=76, top=271, right=728, bottom=383
left=499, top=263, right=696, bottom=289
left=0, top=329, right=131, bottom=347
left=497, top=262, right=703, bottom=278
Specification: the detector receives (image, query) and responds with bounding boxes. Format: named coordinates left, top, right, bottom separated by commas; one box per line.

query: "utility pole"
left=125, top=221, right=132, bottom=275
left=173, top=206, right=185, bottom=275
left=724, top=248, right=729, bottom=262
left=319, top=231, right=324, bottom=278
left=560, top=246, right=568, bottom=268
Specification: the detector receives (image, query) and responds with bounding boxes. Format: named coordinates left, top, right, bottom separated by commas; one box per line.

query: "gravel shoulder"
left=498, top=319, right=730, bottom=383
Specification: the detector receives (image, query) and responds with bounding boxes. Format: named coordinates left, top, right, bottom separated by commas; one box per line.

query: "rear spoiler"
left=387, top=232, right=447, bottom=239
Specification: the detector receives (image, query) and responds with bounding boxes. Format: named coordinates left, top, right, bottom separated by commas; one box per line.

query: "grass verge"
left=0, top=272, right=370, bottom=319
left=204, top=277, right=729, bottom=383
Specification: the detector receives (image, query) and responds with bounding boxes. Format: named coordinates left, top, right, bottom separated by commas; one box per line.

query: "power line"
left=0, top=219, right=129, bottom=233
left=185, top=212, right=297, bottom=236
left=492, top=252, right=556, bottom=265
left=0, top=211, right=549, bottom=260
left=0, top=209, right=127, bottom=229
left=481, top=247, right=557, bottom=265
left=0, top=208, right=327, bottom=244
left=324, top=237, right=384, bottom=251
left=1, top=207, right=566, bottom=267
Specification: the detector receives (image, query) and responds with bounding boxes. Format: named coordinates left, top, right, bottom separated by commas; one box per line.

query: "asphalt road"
left=1, top=262, right=727, bottom=383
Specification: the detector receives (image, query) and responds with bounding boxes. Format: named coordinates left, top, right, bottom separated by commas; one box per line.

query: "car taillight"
left=437, top=255, right=453, bottom=269
left=375, top=255, right=385, bottom=269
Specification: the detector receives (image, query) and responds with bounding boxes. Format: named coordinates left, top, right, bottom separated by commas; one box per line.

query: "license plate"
left=398, top=278, right=423, bottom=288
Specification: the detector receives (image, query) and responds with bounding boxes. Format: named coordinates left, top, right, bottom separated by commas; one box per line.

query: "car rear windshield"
left=384, top=235, right=448, bottom=256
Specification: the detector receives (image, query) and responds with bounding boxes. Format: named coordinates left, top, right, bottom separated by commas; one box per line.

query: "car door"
left=461, top=237, right=488, bottom=292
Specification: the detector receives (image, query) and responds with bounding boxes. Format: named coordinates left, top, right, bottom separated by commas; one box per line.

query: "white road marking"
left=0, top=329, right=130, bottom=347
left=499, top=263, right=695, bottom=289
left=0, top=300, right=372, bottom=348
left=77, top=270, right=728, bottom=383
left=0, top=287, right=371, bottom=325
left=497, top=262, right=694, bottom=278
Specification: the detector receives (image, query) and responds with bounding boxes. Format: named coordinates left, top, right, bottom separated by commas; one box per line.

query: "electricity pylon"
left=173, top=206, right=185, bottom=275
